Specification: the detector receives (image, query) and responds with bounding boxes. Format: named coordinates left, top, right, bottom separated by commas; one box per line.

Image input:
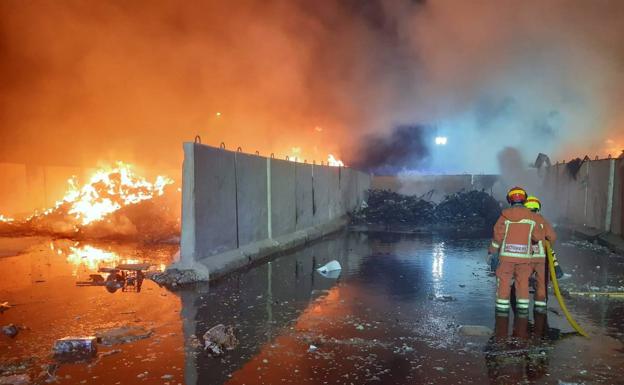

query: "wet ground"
left=1, top=232, right=623, bottom=384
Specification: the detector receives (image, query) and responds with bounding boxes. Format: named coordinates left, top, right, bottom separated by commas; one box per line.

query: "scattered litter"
left=0, top=374, right=30, bottom=385
left=203, top=324, right=238, bottom=356
left=458, top=325, right=493, bottom=337
left=99, top=349, right=122, bottom=358
left=161, top=374, right=174, bottom=380
left=0, top=302, right=11, bottom=313
left=53, top=337, right=98, bottom=362
left=308, top=344, right=318, bottom=352
left=429, top=294, right=456, bottom=302
left=96, top=325, right=153, bottom=345
left=558, top=381, right=583, bottom=385
left=355, top=324, right=365, bottom=331
left=317, top=260, right=341, bottom=275
left=1, top=324, right=19, bottom=338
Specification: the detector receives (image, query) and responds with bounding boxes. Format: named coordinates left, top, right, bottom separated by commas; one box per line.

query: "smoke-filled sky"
left=1, top=0, right=623, bottom=173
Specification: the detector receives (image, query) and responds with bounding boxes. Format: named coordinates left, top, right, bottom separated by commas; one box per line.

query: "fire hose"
left=545, top=240, right=589, bottom=338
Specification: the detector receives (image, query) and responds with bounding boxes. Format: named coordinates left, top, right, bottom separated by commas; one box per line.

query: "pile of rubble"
left=353, top=189, right=501, bottom=231
left=355, top=190, right=435, bottom=226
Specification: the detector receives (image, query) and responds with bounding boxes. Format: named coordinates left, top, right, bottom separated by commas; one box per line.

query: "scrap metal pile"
left=353, top=189, right=501, bottom=231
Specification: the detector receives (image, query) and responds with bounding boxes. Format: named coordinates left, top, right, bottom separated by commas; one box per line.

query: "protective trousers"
left=496, top=259, right=532, bottom=312
left=531, top=261, right=547, bottom=307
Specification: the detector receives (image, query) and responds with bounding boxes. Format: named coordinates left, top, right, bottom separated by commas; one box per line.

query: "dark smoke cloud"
left=1, top=0, right=624, bottom=175
left=350, top=125, right=431, bottom=174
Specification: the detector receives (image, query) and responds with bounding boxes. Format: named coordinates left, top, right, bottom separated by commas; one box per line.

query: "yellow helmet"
left=524, top=195, right=541, bottom=211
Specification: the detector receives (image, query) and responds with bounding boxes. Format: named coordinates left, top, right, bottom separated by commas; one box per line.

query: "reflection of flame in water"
left=0, top=214, right=14, bottom=223
left=63, top=244, right=165, bottom=276
left=67, top=245, right=121, bottom=272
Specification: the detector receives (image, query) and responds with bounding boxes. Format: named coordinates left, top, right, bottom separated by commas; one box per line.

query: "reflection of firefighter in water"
left=485, top=310, right=558, bottom=384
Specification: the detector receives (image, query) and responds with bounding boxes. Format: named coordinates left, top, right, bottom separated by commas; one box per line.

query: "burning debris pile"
left=353, top=189, right=501, bottom=231
left=0, top=163, right=178, bottom=241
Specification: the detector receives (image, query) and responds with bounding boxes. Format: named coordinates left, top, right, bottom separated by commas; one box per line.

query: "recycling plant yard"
left=2, top=1, right=624, bottom=384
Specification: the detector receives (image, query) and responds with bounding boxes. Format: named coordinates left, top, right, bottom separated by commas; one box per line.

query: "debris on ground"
left=0, top=302, right=11, bottom=313
left=458, top=325, right=493, bottom=337
left=0, top=374, right=30, bottom=385
left=352, top=189, right=500, bottom=230
left=53, top=336, right=98, bottom=362
left=429, top=294, right=456, bottom=302
left=308, top=344, right=318, bottom=352
left=434, top=190, right=501, bottom=228
left=316, top=260, right=342, bottom=278
left=203, top=324, right=238, bottom=356
left=1, top=324, right=19, bottom=338
left=151, top=268, right=204, bottom=288
left=95, top=325, right=153, bottom=345
left=352, top=190, right=435, bottom=226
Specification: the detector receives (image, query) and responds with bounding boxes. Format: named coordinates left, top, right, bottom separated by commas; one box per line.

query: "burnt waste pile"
left=352, top=189, right=501, bottom=234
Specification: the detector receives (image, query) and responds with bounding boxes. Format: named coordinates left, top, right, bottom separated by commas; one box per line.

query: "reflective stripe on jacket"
left=489, top=206, right=545, bottom=261
left=530, top=213, right=557, bottom=259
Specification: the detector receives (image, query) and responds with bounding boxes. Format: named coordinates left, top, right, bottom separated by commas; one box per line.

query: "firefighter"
left=524, top=195, right=560, bottom=309
left=488, top=187, right=545, bottom=314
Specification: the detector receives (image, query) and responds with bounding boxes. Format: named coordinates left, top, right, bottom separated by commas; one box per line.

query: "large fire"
left=50, top=162, right=173, bottom=225
left=0, top=162, right=176, bottom=238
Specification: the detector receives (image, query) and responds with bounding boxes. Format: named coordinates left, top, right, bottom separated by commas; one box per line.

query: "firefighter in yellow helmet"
left=524, top=195, right=560, bottom=309
left=488, top=187, right=545, bottom=314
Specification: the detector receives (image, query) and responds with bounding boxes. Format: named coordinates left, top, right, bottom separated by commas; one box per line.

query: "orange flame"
left=327, top=154, right=345, bottom=167
left=0, top=214, right=14, bottom=223
left=32, top=162, right=173, bottom=226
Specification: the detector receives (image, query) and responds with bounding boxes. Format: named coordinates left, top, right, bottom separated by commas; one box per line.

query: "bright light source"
left=435, top=136, right=448, bottom=145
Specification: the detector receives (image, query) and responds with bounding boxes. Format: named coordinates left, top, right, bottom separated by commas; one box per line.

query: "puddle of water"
left=1, top=232, right=623, bottom=384
left=0, top=237, right=184, bottom=383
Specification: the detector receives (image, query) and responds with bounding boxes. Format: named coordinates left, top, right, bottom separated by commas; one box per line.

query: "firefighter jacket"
left=488, top=206, right=545, bottom=262
left=530, top=213, right=557, bottom=259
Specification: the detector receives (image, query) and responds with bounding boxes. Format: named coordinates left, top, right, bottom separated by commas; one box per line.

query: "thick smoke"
left=1, top=0, right=624, bottom=175
left=351, top=125, right=432, bottom=174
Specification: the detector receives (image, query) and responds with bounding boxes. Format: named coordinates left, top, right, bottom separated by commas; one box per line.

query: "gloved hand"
left=489, top=252, right=499, bottom=272
left=555, top=265, right=564, bottom=279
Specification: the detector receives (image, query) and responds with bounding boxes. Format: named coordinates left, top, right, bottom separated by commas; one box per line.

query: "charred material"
left=565, top=157, right=584, bottom=179
left=354, top=190, right=435, bottom=226
left=434, top=190, right=501, bottom=228
left=353, top=189, right=501, bottom=231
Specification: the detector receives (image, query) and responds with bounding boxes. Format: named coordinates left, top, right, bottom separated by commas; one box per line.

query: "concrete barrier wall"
left=180, top=143, right=371, bottom=265
left=539, top=158, right=623, bottom=239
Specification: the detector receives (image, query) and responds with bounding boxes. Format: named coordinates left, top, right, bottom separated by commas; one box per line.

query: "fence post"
left=605, top=158, right=616, bottom=232
left=266, top=158, right=272, bottom=239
